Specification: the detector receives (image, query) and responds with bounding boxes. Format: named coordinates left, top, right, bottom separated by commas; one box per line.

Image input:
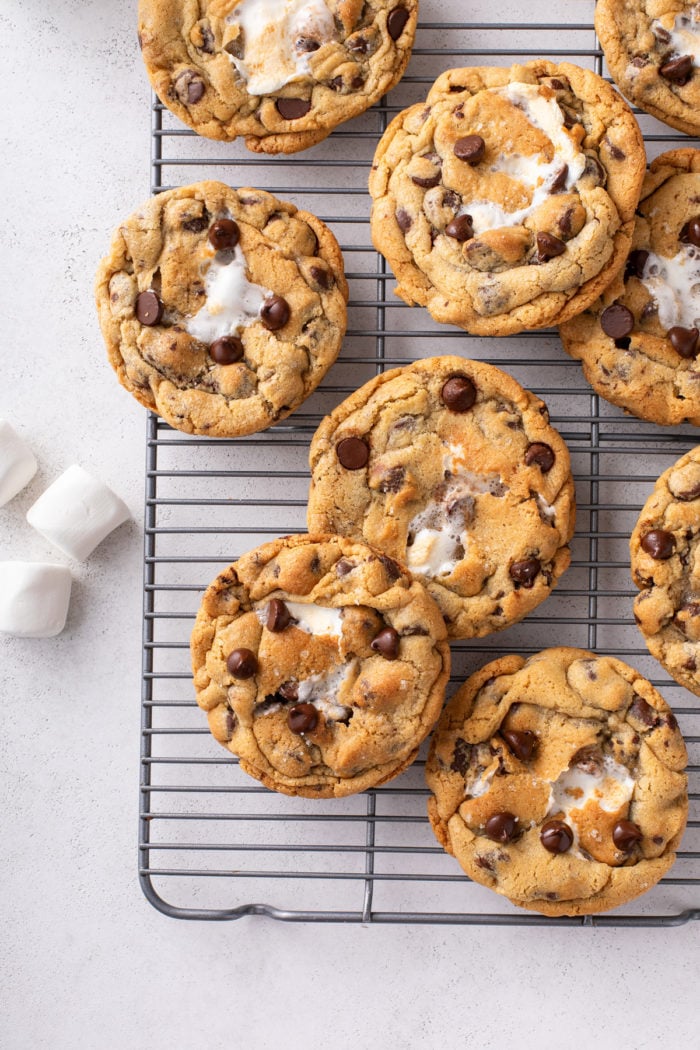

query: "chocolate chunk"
left=276, top=98, right=311, bottom=120
left=226, top=648, right=258, bottom=679
left=174, top=70, right=205, bottom=105
left=387, top=7, right=410, bottom=40
left=378, top=466, right=405, bottom=493
left=208, top=218, right=240, bottom=251
left=540, top=820, right=573, bottom=853
left=660, top=54, right=693, bottom=84
left=652, top=25, right=671, bottom=45
left=501, top=729, right=537, bottom=761
left=454, top=135, right=486, bottom=165
left=536, top=232, right=566, bottom=261
left=641, top=529, right=676, bottom=560
left=451, top=737, right=472, bottom=775
left=224, top=709, right=237, bottom=739
left=583, top=153, right=606, bottom=186
left=266, top=598, right=292, bottom=632
left=224, top=34, right=245, bottom=59
left=524, top=443, right=555, bottom=473
left=600, top=303, right=634, bottom=339
left=625, top=249, right=649, bottom=280
left=278, top=681, right=299, bottom=702
left=182, top=214, right=209, bottom=233
left=378, top=553, right=402, bottom=581
left=629, top=695, right=660, bottom=728
left=371, top=626, right=400, bottom=660
left=612, top=819, right=643, bottom=852
left=336, top=436, right=369, bottom=470
left=445, top=215, right=474, bottom=242
left=210, top=336, right=244, bottom=364
left=347, top=33, right=369, bottom=53
left=441, top=375, right=477, bottom=412
left=509, top=558, right=540, bottom=588
left=261, top=295, right=290, bottom=331
left=135, top=290, right=163, bottom=326
left=681, top=217, right=700, bottom=248
left=485, top=812, right=518, bottom=844
left=669, top=326, right=699, bottom=359
left=674, top=482, right=700, bottom=502
left=288, top=703, right=318, bottom=734
left=605, top=137, right=626, bottom=161
left=396, top=208, right=413, bottom=232
left=336, top=558, right=354, bottom=577
left=296, top=36, right=320, bottom=52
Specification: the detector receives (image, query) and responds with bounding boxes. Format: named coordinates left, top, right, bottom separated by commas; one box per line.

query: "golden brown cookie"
left=307, top=357, right=575, bottom=639
left=95, top=182, right=347, bottom=436
left=559, top=149, right=700, bottom=427
left=596, top=0, right=700, bottom=137
left=631, top=446, right=700, bottom=695
left=426, top=648, right=688, bottom=917
left=138, top=0, right=418, bottom=153
left=191, top=534, right=450, bottom=797
left=368, top=61, right=645, bottom=336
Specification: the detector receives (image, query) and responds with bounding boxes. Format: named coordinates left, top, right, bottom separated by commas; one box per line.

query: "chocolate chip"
left=396, top=208, right=413, bottom=232
left=225, top=708, right=237, bottom=739
left=652, top=25, right=671, bottom=45
left=347, top=34, right=369, bottom=53
left=210, top=336, right=244, bottom=364
left=135, top=290, right=163, bottom=326
left=451, top=737, right=472, bottom=775
left=278, top=681, right=299, bottom=702
left=612, top=819, right=643, bottom=852
left=441, top=375, right=476, bottom=412
left=276, top=98, right=311, bottom=120
left=445, top=214, right=474, bottom=241
left=583, top=153, right=606, bottom=186
left=288, top=702, right=318, bottom=734
left=548, top=165, right=568, bottom=192
left=669, top=326, right=699, bottom=358
left=208, top=218, right=240, bottom=251
left=309, top=265, right=333, bottom=290
left=625, top=249, right=649, bottom=280
left=653, top=835, right=664, bottom=845
left=600, top=303, right=634, bottom=339
left=660, top=54, right=693, bottom=84
left=371, top=626, right=400, bottom=660
left=387, top=7, right=409, bottom=40
left=485, top=812, right=518, bottom=844
left=524, top=442, right=555, bottom=473
left=674, top=482, right=700, bottom=502
left=540, top=820, right=573, bottom=853
left=174, top=70, right=205, bottom=105
left=501, top=729, right=537, bottom=761
left=509, top=558, right=540, bottom=588
left=378, top=466, right=405, bottom=493
left=536, top=232, right=566, bottom=261
left=378, top=554, right=402, bottom=581
left=336, top=558, right=354, bottom=577
left=629, top=695, right=660, bottom=728
left=411, top=172, right=442, bottom=189
left=337, top=436, right=369, bottom=470
left=681, top=217, right=700, bottom=247
left=605, top=137, right=626, bottom=160
left=296, top=36, right=320, bottom=52
left=260, top=296, right=290, bottom=331
left=266, top=598, right=291, bottom=632
left=641, top=529, right=676, bottom=560
left=454, top=135, right=486, bottom=165
left=224, top=35, right=245, bottom=60
left=226, top=648, right=258, bottom=679
left=182, top=214, right=209, bottom=233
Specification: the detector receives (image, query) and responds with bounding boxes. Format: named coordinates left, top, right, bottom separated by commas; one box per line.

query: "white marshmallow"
left=0, top=562, right=72, bottom=638
left=26, top=465, right=130, bottom=561
left=0, top=420, right=38, bottom=506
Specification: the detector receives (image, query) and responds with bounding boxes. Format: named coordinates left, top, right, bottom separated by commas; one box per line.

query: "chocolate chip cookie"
left=559, top=149, right=700, bottom=426
left=368, top=61, right=645, bottom=336
left=426, top=647, right=688, bottom=916
left=190, top=534, right=450, bottom=797
left=95, top=181, right=347, bottom=436
left=631, top=446, right=700, bottom=695
left=596, top=1, right=700, bottom=138
left=138, top=0, right=418, bottom=154
left=307, top=357, right=575, bottom=639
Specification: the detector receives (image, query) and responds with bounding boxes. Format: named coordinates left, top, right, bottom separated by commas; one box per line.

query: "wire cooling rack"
left=139, top=2, right=700, bottom=924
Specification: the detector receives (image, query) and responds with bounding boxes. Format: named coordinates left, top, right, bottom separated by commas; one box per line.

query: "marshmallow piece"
left=26, top=465, right=130, bottom=561
left=0, top=420, right=38, bottom=505
left=0, top=562, right=72, bottom=637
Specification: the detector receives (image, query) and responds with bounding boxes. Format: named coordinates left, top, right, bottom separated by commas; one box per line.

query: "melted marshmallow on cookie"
left=549, top=755, right=635, bottom=824
left=226, top=0, right=336, bottom=95
left=456, top=83, right=587, bottom=236
left=186, top=243, right=271, bottom=344
left=653, top=11, right=700, bottom=67
left=640, top=245, right=700, bottom=331
left=281, top=601, right=344, bottom=637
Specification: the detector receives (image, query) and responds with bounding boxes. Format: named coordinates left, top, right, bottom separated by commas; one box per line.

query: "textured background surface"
left=1, top=2, right=697, bottom=1047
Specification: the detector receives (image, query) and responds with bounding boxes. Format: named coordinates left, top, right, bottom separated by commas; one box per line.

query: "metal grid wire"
left=140, top=4, right=700, bottom=924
